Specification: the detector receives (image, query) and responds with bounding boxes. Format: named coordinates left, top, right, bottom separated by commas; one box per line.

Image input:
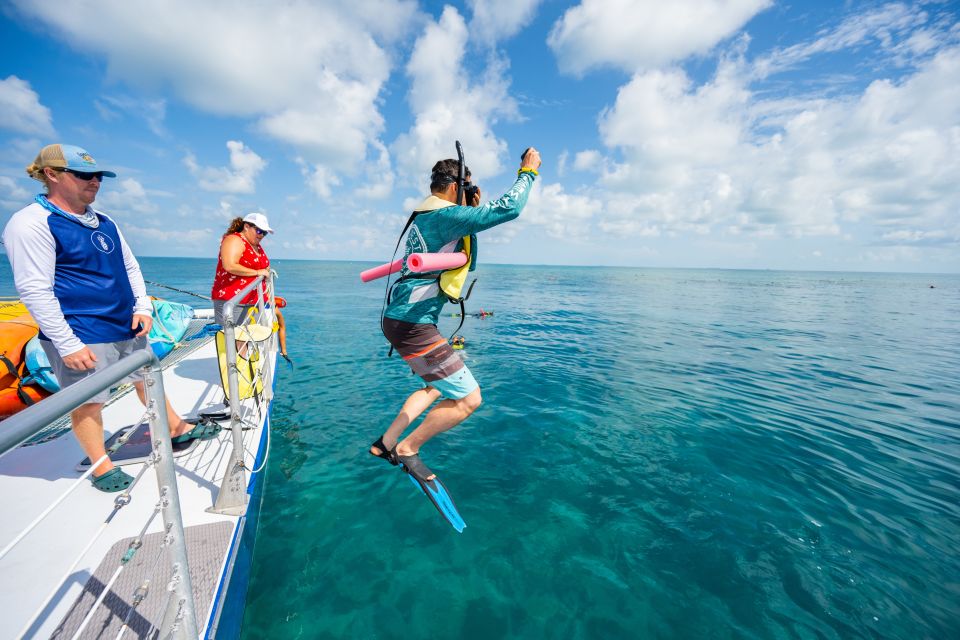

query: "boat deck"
left=0, top=334, right=272, bottom=639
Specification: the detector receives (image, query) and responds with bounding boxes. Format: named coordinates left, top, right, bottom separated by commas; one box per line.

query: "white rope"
left=241, top=287, right=274, bottom=474
left=248, top=413, right=271, bottom=474
left=0, top=453, right=107, bottom=562
left=114, top=530, right=168, bottom=640
left=70, top=565, right=125, bottom=640
left=0, top=407, right=153, bottom=561
left=70, top=490, right=165, bottom=640
left=149, top=299, right=184, bottom=349
left=17, top=500, right=161, bottom=639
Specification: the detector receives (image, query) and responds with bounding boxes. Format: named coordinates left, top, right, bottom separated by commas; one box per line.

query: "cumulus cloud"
left=572, top=150, right=604, bottom=172
left=393, top=6, right=519, bottom=183
left=548, top=0, right=771, bottom=75
left=353, top=141, right=395, bottom=200
left=597, top=50, right=960, bottom=241
left=0, top=76, right=55, bottom=136
left=520, top=181, right=603, bottom=238
left=185, top=141, right=266, bottom=194
left=96, top=177, right=166, bottom=215
left=467, top=0, right=542, bottom=45
left=584, top=6, right=960, bottom=252
left=297, top=160, right=342, bottom=200
left=0, top=175, right=32, bottom=211
left=8, top=0, right=419, bottom=190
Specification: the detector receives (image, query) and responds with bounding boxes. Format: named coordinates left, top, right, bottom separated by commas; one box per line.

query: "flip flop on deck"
left=171, top=417, right=222, bottom=444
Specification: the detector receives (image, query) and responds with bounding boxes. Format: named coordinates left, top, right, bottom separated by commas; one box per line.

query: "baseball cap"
left=27, top=144, right=117, bottom=181
left=242, top=212, right=274, bottom=233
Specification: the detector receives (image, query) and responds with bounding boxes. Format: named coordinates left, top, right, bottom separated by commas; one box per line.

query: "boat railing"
left=208, top=271, right=276, bottom=516
left=0, top=349, right=199, bottom=639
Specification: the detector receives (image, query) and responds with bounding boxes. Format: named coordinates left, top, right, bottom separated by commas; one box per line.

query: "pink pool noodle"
left=360, top=258, right=403, bottom=282
left=407, top=252, right=467, bottom=273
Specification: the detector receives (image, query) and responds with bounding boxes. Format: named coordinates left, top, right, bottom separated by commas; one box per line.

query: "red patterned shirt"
left=211, top=233, right=269, bottom=305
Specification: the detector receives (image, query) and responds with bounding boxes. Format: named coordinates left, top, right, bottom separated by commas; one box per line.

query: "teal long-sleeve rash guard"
left=384, top=171, right=536, bottom=325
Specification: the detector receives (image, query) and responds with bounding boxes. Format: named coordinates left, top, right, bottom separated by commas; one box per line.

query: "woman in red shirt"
left=211, top=213, right=272, bottom=328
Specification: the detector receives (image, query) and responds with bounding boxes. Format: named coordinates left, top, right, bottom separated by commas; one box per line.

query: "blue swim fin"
left=407, top=474, right=466, bottom=533
left=400, top=454, right=466, bottom=533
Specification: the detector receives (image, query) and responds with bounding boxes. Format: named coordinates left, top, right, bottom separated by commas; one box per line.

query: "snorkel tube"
left=456, top=140, right=465, bottom=206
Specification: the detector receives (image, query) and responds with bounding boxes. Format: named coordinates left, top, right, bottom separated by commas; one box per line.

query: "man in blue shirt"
left=3, top=144, right=220, bottom=492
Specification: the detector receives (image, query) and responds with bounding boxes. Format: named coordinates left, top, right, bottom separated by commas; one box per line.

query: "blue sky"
left=1, top=0, right=958, bottom=273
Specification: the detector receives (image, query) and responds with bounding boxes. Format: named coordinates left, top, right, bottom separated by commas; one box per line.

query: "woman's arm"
left=220, top=235, right=269, bottom=277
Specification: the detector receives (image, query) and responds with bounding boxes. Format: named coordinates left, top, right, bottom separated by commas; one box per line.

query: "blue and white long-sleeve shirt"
left=3, top=198, right=152, bottom=356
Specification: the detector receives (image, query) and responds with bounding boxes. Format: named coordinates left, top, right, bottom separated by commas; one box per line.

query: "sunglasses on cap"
left=52, top=167, right=103, bottom=182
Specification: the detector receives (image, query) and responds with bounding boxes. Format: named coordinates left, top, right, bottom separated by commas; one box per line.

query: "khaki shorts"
left=41, top=336, right=150, bottom=404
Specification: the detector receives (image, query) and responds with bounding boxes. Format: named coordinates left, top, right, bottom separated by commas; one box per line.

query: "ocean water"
left=3, top=258, right=959, bottom=639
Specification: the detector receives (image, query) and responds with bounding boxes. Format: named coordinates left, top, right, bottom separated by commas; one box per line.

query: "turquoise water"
left=3, top=259, right=958, bottom=638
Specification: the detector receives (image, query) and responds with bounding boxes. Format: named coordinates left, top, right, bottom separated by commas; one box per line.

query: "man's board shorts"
left=382, top=318, right=478, bottom=400
left=40, top=336, right=150, bottom=404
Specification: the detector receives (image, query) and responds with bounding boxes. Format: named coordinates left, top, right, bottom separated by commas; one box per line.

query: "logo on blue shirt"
left=91, top=230, right=115, bottom=253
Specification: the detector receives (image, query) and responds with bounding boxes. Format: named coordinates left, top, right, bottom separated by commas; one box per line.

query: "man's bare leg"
left=134, top=381, right=192, bottom=438
left=395, top=387, right=482, bottom=480
left=71, top=403, right=112, bottom=477
left=371, top=386, right=442, bottom=457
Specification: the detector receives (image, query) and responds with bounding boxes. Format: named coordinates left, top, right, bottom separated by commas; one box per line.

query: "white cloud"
left=0, top=76, right=55, bottom=136
left=297, top=160, right=342, bottom=200
left=94, top=95, right=166, bottom=136
left=185, top=140, right=266, bottom=194
left=257, top=70, right=384, bottom=166
left=591, top=15, right=960, bottom=250
left=0, top=175, right=32, bottom=211
left=123, top=226, right=215, bottom=249
left=556, top=150, right=569, bottom=177
left=96, top=177, right=162, bottom=214
left=393, top=6, right=519, bottom=183
left=573, top=150, right=603, bottom=172
left=521, top=181, right=603, bottom=238
left=0, top=176, right=30, bottom=200
left=878, top=229, right=956, bottom=246
left=353, top=141, right=395, bottom=200
left=548, top=0, right=771, bottom=75
left=9, top=0, right=419, bottom=192
left=467, top=0, right=542, bottom=45
left=752, top=3, right=933, bottom=79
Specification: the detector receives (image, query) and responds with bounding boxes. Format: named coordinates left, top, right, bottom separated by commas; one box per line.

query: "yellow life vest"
left=439, top=235, right=472, bottom=301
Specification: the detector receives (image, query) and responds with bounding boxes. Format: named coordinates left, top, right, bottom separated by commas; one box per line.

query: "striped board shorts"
left=382, top=318, right=478, bottom=400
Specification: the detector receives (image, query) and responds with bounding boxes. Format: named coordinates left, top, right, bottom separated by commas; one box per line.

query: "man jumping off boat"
left=371, top=146, right=542, bottom=492
left=2, top=144, right=221, bottom=493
